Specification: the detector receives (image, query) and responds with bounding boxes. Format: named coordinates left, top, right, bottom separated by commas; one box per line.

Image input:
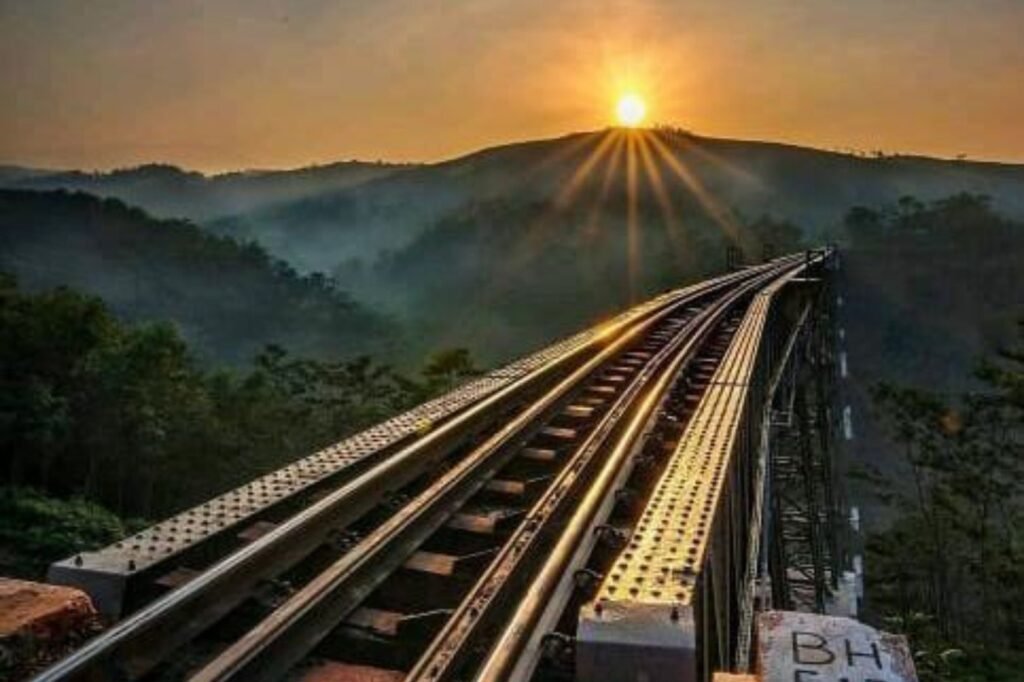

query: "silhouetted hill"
left=0, top=164, right=58, bottom=185
left=207, top=129, right=1024, bottom=274
left=825, top=193, right=1024, bottom=527
left=3, top=161, right=412, bottom=221
left=206, top=130, right=1024, bottom=363
left=0, top=190, right=395, bottom=364
left=6, top=131, right=1023, bottom=369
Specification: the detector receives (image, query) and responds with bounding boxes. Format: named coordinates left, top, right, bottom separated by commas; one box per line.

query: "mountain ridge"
left=2, top=160, right=416, bottom=222
left=0, top=189, right=396, bottom=365
left=5, top=129, right=1023, bottom=365
left=203, top=128, right=1024, bottom=274
left=9, top=128, right=1024, bottom=231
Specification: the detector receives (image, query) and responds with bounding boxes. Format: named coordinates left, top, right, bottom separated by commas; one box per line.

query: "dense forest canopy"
left=356, top=196, right=803, bottom=363
left=831, top=193, right=1024, bottom=679
left=841, top=192, right=1022, bottom=387
left=0, top=188, right=805, bottom=369
left=836, top=193, right=1023, bottom=503
left=6, top=130, right=1023, bottom=369
left=0, top=190, right=395, bottom=364
left=0, top=274, right=478, bottom=576
left=859, top=327, right=1024, bottom=681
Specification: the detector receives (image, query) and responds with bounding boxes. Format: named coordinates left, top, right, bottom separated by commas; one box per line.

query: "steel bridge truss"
left=578, top=257, right=843, bottom=682
left=764, top=276, right=842, bottom=619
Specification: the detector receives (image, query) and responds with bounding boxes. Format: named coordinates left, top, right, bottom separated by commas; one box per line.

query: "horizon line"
left=4, top=127, right=1024, bottom=176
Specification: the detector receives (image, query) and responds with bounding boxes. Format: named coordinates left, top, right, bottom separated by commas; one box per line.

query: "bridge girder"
left=578, top=252, right=844, bottom=682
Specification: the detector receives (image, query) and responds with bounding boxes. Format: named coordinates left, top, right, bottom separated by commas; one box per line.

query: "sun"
left=616, top=93, right=646, bottom=127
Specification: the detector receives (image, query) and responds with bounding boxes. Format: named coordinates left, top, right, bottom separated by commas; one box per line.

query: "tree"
left=0, top=275, right=480, bottom=533
left=861, top=323, right=1024, bottom=680
left=419, top=348, right=481, bottom=396
left=744, top=214, right=804, bottom=259
left=0, top=487, right=135, bottom=577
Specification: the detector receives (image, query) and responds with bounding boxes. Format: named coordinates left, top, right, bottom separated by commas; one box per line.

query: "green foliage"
left=368, top=193, right=800, bottom=364
left=843, top=193, right=1018, bottom=249
left=863, top=323, right=1024, bottom=680
left=0, top=487, right=135, bottom=577
left=839, top=193, right=1024, bottom=391
left=0, top=189, right=395, bottom=364
left=0, top=276, right=478, bottom=534
left=419, top=348, right=482, bottom=396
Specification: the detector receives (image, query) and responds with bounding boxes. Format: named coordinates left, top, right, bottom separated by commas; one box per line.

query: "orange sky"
left=2, top=0, right=1023, bottom=171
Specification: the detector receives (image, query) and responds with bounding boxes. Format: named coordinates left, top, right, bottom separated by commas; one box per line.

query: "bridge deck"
left=48, top=270, right=758, bottom=616
left=578, top=272, right=801, bottom=682
left=32, top=253, right=845, bottom=682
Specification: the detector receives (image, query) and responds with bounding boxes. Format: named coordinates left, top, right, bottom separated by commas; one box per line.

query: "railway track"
left=35, top=253, right=823, bottom=682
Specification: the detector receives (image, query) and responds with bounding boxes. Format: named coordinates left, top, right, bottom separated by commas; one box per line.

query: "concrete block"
left=577, top=601, right=696, bottom=682
left=757, top=611, right=917, bottom=682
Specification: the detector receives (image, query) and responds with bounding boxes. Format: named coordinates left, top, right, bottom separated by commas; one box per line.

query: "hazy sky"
left=2, top=0, right=1023, bottom=171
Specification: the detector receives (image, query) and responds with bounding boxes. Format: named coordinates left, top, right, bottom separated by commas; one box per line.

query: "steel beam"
left=577, top=253, right=831, bottom=682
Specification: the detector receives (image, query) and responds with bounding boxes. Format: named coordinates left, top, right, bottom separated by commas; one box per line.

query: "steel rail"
left=427, top=264, right=800, bottom=682
left=185, top=267, right=739, bottom=681
left=49, top=265, right=772, bottom=621
left=34, top=260, right=796, bottom=682
left=49, top=269, right=737, bottom=614
left=573, top=250, right=831, bottom=682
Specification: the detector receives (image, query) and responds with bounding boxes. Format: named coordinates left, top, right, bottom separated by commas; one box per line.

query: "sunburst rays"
left=635, top=132, right=694, bottom=274
left=555, top=127, right=748, bottom=302
left=644, top=130, right=745, bottom=245
left=431, top=125, right=753, bottom=352
left=625, top=131, right=640, bottom=301
left=583, top=130, right=626, bottom=240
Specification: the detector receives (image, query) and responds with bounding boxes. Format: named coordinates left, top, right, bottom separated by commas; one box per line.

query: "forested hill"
left=6, top=131, right=1024, bottom=368
left=0, top=190, right=395, bottom=364
left=205, top=129, right=1024, bottom=274
left=3, top=161, right=412, bottom=221
left=9, top=132, right=1023, bottom=279
left=836, top=192, right=1024, bottom=501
